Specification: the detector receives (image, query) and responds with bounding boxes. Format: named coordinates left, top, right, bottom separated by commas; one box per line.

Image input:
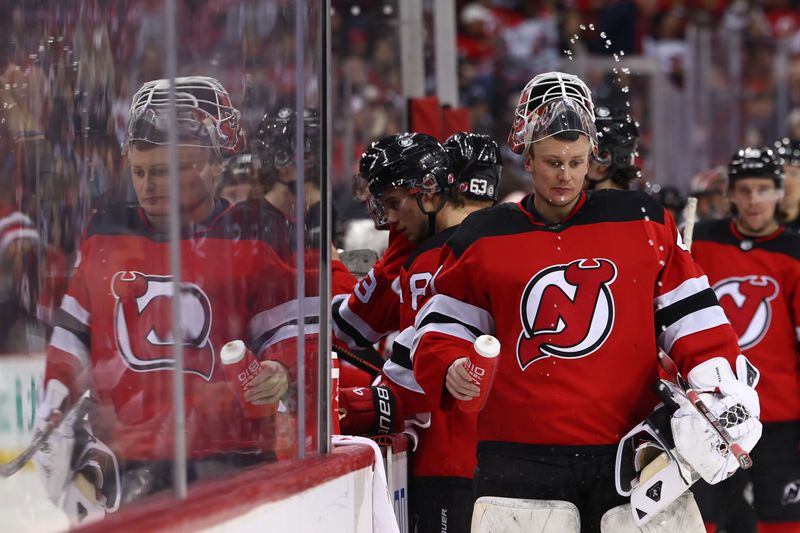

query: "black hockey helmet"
left=728, top=147, right=783, bottom=188
left=774, top=137, right=800, bottom=167
left=443, top=132, right=503, bottom=202
left=352, top=138, right=391, bottom=229
left=593, top=106, right=639, bottom=172
left=366, top=132, right=454, bottom=197
left=253, top=107, right=321, bottom=177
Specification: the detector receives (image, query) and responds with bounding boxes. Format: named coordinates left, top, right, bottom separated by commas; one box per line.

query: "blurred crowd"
left=333, top=0, right=800, bottom=212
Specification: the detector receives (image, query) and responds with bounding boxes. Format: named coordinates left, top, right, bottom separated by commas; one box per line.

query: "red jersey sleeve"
left=332, top=230, right=414, bottom=350
left=652, top=211, right=740, bottom=373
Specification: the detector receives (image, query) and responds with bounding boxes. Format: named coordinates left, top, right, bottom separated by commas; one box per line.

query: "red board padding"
left=76, top=445, right=374, bottom=533
left=442, top=107, right=471, bottom=140
left=409, top=96, right=443, bottom=140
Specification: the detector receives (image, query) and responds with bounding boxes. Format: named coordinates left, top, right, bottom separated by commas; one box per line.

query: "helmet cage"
left=509, top=72, right=597, bottom=155
left=127, top=76, right=243, bottom=159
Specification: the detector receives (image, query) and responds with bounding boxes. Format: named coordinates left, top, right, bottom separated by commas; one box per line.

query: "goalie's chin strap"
left=415, top=193, right=447, bottom=238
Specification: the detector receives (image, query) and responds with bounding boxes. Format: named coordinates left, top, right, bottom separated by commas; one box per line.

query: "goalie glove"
left=32, top=380, right=80, bottom=503
left=671, top=355, right=762, bottom=485
left=338, top=385, right=404, bottom=436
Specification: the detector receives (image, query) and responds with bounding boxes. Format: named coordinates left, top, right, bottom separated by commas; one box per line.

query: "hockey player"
left=410, top=72, right=762, bottom=533
left=690, top=146, right=800, bottom=533
left=583, top=106, right=641, bottom=191
left=331, top=137, right=416, bottom=386
left=32, top=76, right=303, bottom=523
left=775, top=137, right=800, bottom=232
left=337, top=131, right=501, bottom=533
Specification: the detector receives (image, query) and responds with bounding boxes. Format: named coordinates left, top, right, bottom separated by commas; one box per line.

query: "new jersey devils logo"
left=112, top=271, right=215, bottom=380
left=713, top=275, right=779, bottom=350
left=517, top=259, right=617, bottom=369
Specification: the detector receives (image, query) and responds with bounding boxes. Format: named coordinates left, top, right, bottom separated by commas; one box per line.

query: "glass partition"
left=0, top=0, right=326, bottom=529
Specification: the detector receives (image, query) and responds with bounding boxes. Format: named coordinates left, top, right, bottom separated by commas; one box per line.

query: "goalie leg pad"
left=471, top=497, right=580, bottom=533
left=601, top=493, right=705, bottom=533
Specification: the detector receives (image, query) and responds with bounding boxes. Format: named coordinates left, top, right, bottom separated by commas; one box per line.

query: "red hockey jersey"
left=691, top=219, right=800, bottom=423
left=382, top=226, right=478, bottom=479
left=332, top=227, right=414, bottom=350
left=45, top=199, right=307, bottom=461
left=413, top=191, right=742, bottom=446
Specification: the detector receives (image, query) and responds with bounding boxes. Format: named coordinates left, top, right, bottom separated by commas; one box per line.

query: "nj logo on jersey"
left=112, top=271, right=215, bottom=380
left=713, top=275, right=779, bottom=350
left=517, top=258, right=617, bottom=369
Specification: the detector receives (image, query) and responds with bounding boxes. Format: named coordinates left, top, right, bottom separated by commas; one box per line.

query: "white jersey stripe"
left=654, top=275, right=711, bottom=311
left=411, top=322, right=481, bottom=363
left=658, top=305, right=730, bottom=353
left=383, top=359, right=425, bottom=394
left=248, top=297, right=320, bottom=340
left=0, top=211, right=33, bottom=235
left=332, top=294, right=384, bottom=344
left=256, top=323, right=320, bottom=357
left=0, top=228, right=40, bottom=256
left=50, top=326, right=90, bottom=367
left=61, top=295, right=91, bottom=326
left=414, top=294, right=495, bottom=335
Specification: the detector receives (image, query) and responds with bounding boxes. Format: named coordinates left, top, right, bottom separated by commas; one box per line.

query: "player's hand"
left=331, top=243, right=341, bottom=261
left=445, top=357, right=480, bottom=401
left=244, top=361, right=289, bottom=405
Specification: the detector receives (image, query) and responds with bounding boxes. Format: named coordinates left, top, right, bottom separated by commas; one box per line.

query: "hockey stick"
left=682, top=197, right=698, bottom=252
left=657, top=351, right=752, bottom=469
left=0, top=395, right=91, bottom=477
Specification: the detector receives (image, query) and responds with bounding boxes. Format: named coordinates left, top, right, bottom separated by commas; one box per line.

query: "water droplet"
left=622, top=68, right=630, bottom=74
left=619, top=51, right=625, bottom=56
left=658, top=260, right=665, bottom=266
left=579, top=24, right=586, bottom=31
left=640, top=207, right=646, bottom=213
left=657, top=281, right=663, bottom=287
left=625, top=102, right=631, bottom=107
left=605, top=40, right=612, bottom=48
left=572, top=34, right=580, bottom=41
left=600, top=31, right=607, bottom=38
left=658, top=245, right=664, bottom=252
left=589, top=24, right=595, bottom=30
left=644, top=216, right=650, bottom=221
left=613, top=54, right=620, bottom=62
left=621, top=86, right=629, bottom=93
left=648, top=240, right=654, bottom=246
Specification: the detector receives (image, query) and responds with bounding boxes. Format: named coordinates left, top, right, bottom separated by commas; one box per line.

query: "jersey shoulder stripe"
left=447, top=202, right=536, bottom=258
left=403, top=225, right=458, bottom=270
left=86, top=200, right=289, bottom=246
left=574, top=190, right=666, bottom=227
left=692, top=218, right=729, bottom=243
left=694, top=218, right=800, bottom=260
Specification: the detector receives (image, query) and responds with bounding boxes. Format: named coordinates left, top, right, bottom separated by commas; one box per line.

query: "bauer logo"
left=713, top=275, right=778, bottom=350
left=112, top=271, right=215, bottom=380
left=516, top=258, right=617, bottom=369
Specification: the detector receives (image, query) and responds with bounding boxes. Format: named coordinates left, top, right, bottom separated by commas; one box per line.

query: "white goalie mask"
left=127, top=76, right=244, bottom=159
left=508, top=72, right=597, bottom=156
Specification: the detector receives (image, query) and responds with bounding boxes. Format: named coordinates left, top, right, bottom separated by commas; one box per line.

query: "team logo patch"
left=111, top=271, right=215, bottom=380
left=713, top=276, right=779, bottom=350
left=782, top=480, right=800, bottom=506
left=517, top=258, right=617, bottom=369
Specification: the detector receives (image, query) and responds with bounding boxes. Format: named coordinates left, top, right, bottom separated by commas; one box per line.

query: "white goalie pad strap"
left=62, top=473, right=106, bottom=526
left=629, top=452, right=699, bottom=526
left=601, top=493, right=705, bottom=532
left=471, top=497, right=580, bottom=533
